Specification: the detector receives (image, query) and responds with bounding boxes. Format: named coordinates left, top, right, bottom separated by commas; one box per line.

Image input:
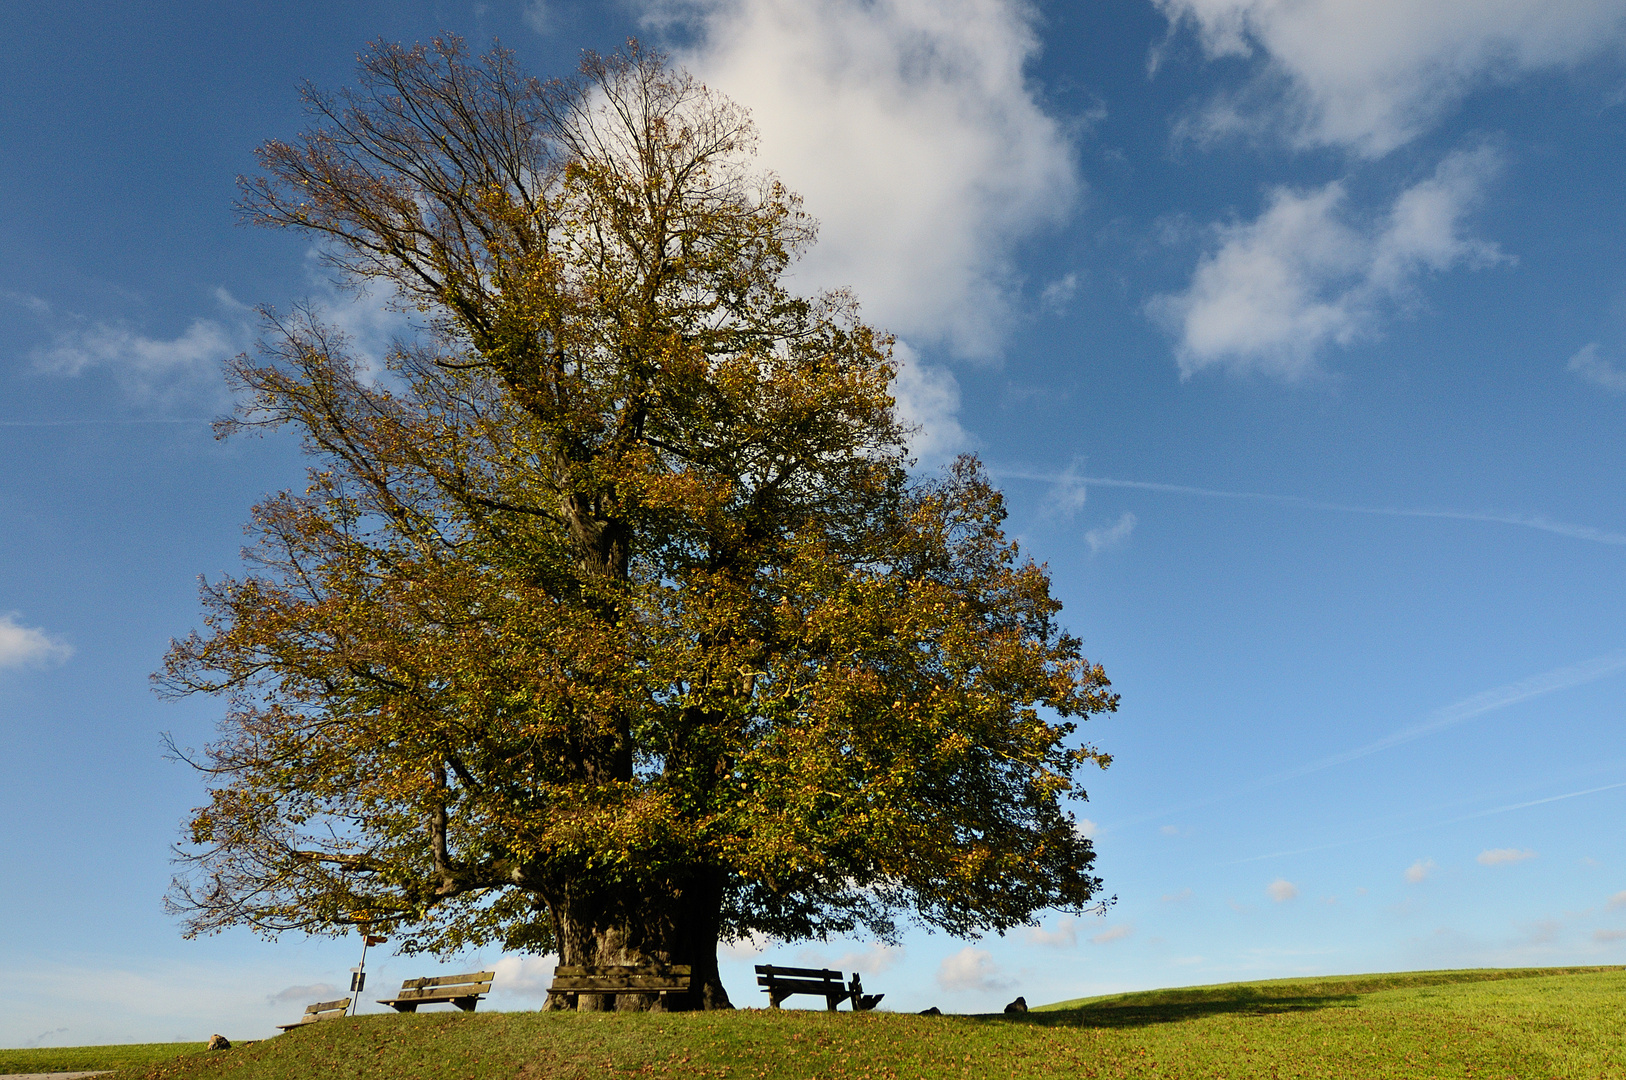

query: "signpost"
left=349, top=934, right=388, bottom=1016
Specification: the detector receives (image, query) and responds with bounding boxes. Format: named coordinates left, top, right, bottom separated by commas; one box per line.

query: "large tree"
left=161, top=38, right=1116, bottom=1011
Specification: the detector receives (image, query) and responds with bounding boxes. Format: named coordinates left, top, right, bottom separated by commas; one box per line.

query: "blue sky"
left=4, top=0, right=1626, bottom=1044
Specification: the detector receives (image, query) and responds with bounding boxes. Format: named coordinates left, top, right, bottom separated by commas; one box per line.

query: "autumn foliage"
left=160, top=38, right=1116, bottom=1010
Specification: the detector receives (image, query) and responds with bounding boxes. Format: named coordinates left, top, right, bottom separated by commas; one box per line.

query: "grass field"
left=0, top=1042, right=206, bottom=1074
left=15, top=966, right=1626, bottom=1079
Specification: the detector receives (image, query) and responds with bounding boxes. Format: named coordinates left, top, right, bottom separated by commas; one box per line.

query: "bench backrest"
left=393, top=971, right=495, bottom=998
left=305, top=999, right=351, bottom=1018
left=551, top=964, right=693, bottom=992
left=755, top=965, right=843, bottom=984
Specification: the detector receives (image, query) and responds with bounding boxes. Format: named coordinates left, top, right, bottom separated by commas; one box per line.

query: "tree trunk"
left=543, top=867, right=732, bottom=1011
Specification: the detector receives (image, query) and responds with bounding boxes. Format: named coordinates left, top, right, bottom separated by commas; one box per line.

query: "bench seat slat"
left=397, top=971, right=496, bottom=989
left=389, top=983, right=493, bottom=999
left=553, top=965, right=691, bottom=977
left=550, top=975, right=691, bottom=992
left=306, top=999, right=352, bottom=1013
left=754, top=965, right=841, bottom=979
left=754, top=977, right=849, bottom=995
left=377, top=970, right=494, bottom=1012
left=275, top=1000, right=349, bottom=1030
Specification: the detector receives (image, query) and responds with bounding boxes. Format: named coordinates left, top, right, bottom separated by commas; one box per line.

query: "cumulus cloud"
left=1151, top=146, right=1507, bottom=378
left=1478, top=848, right=1537, bottom=866
left=662, top=0, right=1078, bottom=357
left=720, top=932, right=773, bottom=959
left=32, top=292, right=247, bottom=403
left=1040, top=272, right=1080, bottom=315
left=1091, top=923, right=1134, bottom=944
left=1026, top=917, right=1078, bottom=947
left=1086, top=512, right=1137, bottom=553
left=834, top=943, right=905, bottom=973
left=936, top=946, right=1007, bottom=991
left=1405, top=858, right=1437, bottom=883
left=1266, top=878, right=1298, bottom=902
left=1568, top=343, right=1626, bottom=392
left=889, top=341, right=971, bottom=465
left=266, top=982, right=339, bottom=1004
left=1155, top=0, right=1626, bottom=157
left=522, top=0, right=552, bottom=34
left=0, top=613, right=73, bottom=670
left=491, top=954, right=558, bottom=999
left=1072, top=817, right=1099, bottom=840
left=27, top=264, right=414, bottom=406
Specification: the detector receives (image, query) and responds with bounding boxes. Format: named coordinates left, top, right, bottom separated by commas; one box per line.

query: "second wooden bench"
left=275, top=998, right=349, bottom=1031
left=755, top=965, right=883, bottom=1011
left=547, top=964, right=693, bottom=1010
left=376, top=970, right=495, bottom=1012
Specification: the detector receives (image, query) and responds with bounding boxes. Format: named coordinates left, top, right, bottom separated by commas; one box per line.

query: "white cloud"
left=299, top=252, right=416, bottom=380
left=1040, top=272, right=1080, bottom=315
left=936, top=946, right=1007, bottom=991
left=1162, top=887, right=1194, bottom=904
left=720, top=932, right=773, bottom=959
left=834, top=943, right=904, bottom=973
left=663, top=0, right=1079, bottom=357
left=0, top=613, right=73, bottom=670
left=1072, top=817, right=1098, bottom=840
left=1594, top=928, right=1626, bottom=943
left=1091, top=923, right=1134, bottom=944
left=1025, top=917, right=1077, bottom=947
left=1568, top=343, right=1626, bottom=392
left=1478, top=847, right=1537, bottom=866
left=889, top=341, right=971, bottom=465
left=1086, top=511, right=1137, bottom=553
left=1043, top=460, right=1090, bottom=520
left=28, top=261, right=412, bottom=405
left=1405, top=858, right=1437, bottom=883
left=1151, top=146, right=1507, bottom=378
left=1267, top=878, right=1298, bottom=902
left=489, top=954, right=557, bottom=999
left=266, top=983, right=338, bottom=1004
left=1156, top=0, right=1626, bottom=157
left=1610, top=890, right=1626, bottom=908
left=522, top=0, right=551, bottom=34
left=33, top=303, right=243, bottom=403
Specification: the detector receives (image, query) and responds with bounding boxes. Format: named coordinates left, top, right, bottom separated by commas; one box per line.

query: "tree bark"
left=542, top=867, right=732, bottom=1011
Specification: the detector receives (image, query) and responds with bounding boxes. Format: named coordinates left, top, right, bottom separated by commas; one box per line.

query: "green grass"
left=41, top=966, right=1626, bottom=1079
left=0, top=1041, right=207, bottom=1073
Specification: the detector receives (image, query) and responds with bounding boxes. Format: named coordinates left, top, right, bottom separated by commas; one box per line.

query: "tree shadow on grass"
left=984, top=993, right=1359, bottom=1030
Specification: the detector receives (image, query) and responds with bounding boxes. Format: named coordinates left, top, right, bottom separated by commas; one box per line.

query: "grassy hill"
left=7, top=965, right=1623, bottom=1079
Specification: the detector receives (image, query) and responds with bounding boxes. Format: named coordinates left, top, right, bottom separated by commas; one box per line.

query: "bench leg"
left=453, top=997, right=478, bottom=1012
left=391, top=1003, right=419, bottom=1013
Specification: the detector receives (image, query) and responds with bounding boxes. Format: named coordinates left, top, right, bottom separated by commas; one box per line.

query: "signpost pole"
left=349, top=934, right=387, bottom=1016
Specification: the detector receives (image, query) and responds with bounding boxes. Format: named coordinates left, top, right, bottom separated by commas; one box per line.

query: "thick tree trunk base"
left=543, top=869, right=732, bottom=1012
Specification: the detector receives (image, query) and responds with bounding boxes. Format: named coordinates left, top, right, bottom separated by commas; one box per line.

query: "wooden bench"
left=547, top=964, right=692, bottom=1010
left=275, top=998, right=349, bottom=1031
left=376, top=970, right=494, bottom=1012
left=755, top=965, right=883, bottom=1011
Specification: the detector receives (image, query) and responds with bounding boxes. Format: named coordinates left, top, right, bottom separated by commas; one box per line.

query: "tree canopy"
left=161, top=38, right=1116, bottom=1010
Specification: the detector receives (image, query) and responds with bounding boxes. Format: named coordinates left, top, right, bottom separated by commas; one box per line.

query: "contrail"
left=1267, top=650, right=1626, bottom=783
left=0, top=418, right=212, bottom=427
left=1236, top=780, right=1626, bottom=863
left=1102, top=649, right=1626, bottom=831
left=990, top=468, right=1626, bottom=546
